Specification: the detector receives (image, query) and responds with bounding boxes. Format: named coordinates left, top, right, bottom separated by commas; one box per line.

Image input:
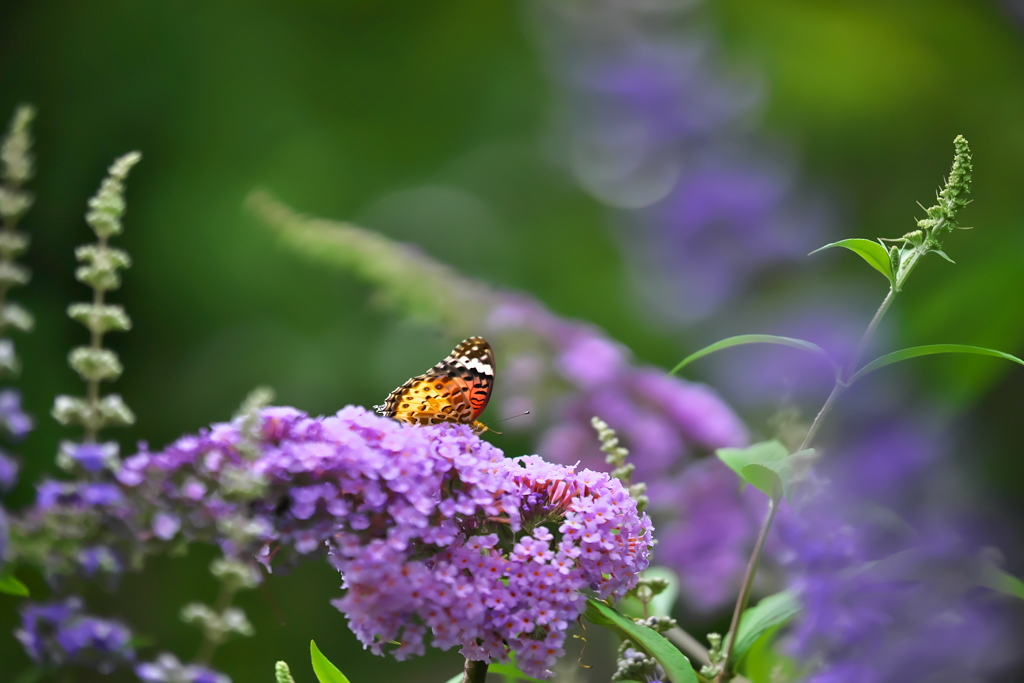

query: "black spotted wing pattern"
left=375, top=337, right=495, bottom=434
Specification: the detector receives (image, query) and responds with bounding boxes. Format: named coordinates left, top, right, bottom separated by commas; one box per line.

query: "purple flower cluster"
left=483, top=295, right=754, bottom=610
left=23, top=406, right=653, bottom=678
left=777, top=425, right=1023, bottom=682
left=0, top=388, right=28, bottom=572
left=330, top=450, right=652, bottom=677
left=136, top=653, right=230, bottom=683
left=15, top=597, right=134, bottom=674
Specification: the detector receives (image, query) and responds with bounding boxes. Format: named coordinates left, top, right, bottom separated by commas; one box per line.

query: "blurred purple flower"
left=535, top=0, right=829, bottom=322
left=58, top=440, right=118, bottom=473
left=778, top=433, right=1024, bottom=682
left=16, top=597, right=134, bottom=673
left=655, top=458, right=763, bottom=610
left=0, top=450, right=17, bottom=492
left=0, top=388, right=32, bottom=439
left=136, top=653, right=230, bottom=683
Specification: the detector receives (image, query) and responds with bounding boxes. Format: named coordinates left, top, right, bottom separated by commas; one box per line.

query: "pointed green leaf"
left=310, top=640, right=352, bottom=683
left=585, top=598, right=698, bottom=683
left=979, top=566, right=1024, bottom=601
left=810, top=238, right=896, bottom=286
left=731, top=591, right=800, bottom=663
left=931, top=249, right=956, bottom=264
left=670, top=335, right=838, bottom=377
left=0, top=571, right=29, bottom=596
left=717, top=442, right=816, bottom=503
left=848, top=344, right=1024, bottom=385
left=739, top=624, right=799, bottom=683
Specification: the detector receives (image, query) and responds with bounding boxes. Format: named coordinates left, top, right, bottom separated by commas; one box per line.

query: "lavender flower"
left=15, top=597, right=134, bottom=674
left=0, top=389, right=32, bottom=438
left=329, top=449, right=652, bottom=678
left=20, top=405, right=653, bottom=678
left=136, top=653, right=230, bottom=683
left=0, top=449, right=17, bottom=492
left=778, top=440, right=1023, bottom=682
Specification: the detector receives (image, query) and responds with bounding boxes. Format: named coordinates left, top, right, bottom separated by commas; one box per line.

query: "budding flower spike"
left=375, top=336, right=495, bottom=434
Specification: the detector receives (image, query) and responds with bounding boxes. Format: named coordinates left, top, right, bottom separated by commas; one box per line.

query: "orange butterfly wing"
left=375, top=337, right=495, bottom=434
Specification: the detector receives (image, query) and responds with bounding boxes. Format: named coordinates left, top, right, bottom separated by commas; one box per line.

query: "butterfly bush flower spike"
left=52, top=151, right=140, bottom=474
left=16, top=597, right=135, bottom=674
left=0, top=104, right=37, bottom=377
left=21, top=404, right=651, bottom=678
left=888, top=136, right=972, bottom=288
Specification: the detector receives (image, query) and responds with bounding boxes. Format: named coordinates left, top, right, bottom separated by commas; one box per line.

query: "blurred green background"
left=1, top=0, right=1023, bottom=679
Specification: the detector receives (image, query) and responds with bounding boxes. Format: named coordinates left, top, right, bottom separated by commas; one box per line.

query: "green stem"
left=799, top=241, right=929, bottom=451
left=462, top=659, right=488, bottom=683
left=715, top=499, right=778, bottom=683
left=82, top=235, right=109, bottom=444
left=666, top=626, right=710, bottom=665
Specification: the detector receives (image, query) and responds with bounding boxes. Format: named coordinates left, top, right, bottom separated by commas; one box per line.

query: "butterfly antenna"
left=490, top=411, right=531, bottom=426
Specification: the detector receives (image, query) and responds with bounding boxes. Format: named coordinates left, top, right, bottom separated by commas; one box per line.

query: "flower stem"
left=666, top=626, right=711, bottom=665
left=462, top=659, right=488, bottom=683
left=715, top=498, right=777, bottom=683
left=798, top=241, right=929, bottom=452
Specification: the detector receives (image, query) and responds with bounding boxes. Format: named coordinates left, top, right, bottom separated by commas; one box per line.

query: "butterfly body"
left=375, top=337, right=495, bottom=434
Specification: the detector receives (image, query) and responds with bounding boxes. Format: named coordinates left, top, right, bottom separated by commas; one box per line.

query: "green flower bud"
left=98, top=394, right=135, bottom=427
left=275, top=662, right=296, bottom=683
left=2, top=303, right=33, bottom=333
left=52, top=395, right=94, bottom=428
left=0, top=187, right=33, bottom=221
left=0, top=229, right=29, bottom=258
left=1, top=105, right=35, bottom=185
left=0, top=261, right=30, bottom=288
left=84, top=151, right=141, bottom=239
left=0, top=339, right=19, bottom=375
left=211, top=558, right=261, bottom=590
left=67, top=303, right=131, bottom=335
left=74, top=245, right=131, bottom=291
left=68, top=347, right=123, bottom=382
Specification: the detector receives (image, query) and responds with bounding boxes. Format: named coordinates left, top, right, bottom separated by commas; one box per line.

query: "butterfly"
left=374, top=337, right=495, bottom=435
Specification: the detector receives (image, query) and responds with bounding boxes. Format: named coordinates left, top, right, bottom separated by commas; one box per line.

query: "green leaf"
left=739, top=625, right=799, bottom=683
left=848, top=344, right=1024, bottom=385
left=810, top=238, right=896, bottom=286
left=0, top=571, right=29, bottom=597
left=489, top=663, right=548, bottom=683
left=310, top=640, right=352, bottom=683
left=716, top=442, right=816, bottom=503
left=979, top=566, right=1024, bottom=601
left=585, top=598, right=698, bottom=683
left=731, top=591, right=800, bottom=663
left=670, top=335, right=838, bottom=377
